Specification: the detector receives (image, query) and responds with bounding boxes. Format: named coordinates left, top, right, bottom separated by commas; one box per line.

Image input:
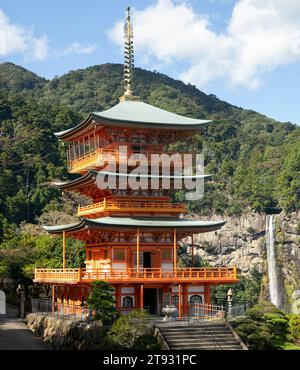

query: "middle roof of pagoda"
left=51, top=170, right=212, bottom=191
left=54, top=100, right=211, bottom=140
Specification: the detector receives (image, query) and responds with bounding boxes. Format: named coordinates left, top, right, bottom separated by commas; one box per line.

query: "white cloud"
left=108, top=0, right=300, bottom=89
left=61, top=42, right=98, bottom=56
left=0, top=9, right=48, bottom=60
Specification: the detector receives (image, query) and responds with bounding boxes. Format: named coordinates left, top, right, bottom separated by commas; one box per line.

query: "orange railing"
left=68, top=148, right=118, bottom=173
left=34, top=267, right=238, bottom=284
left=77, top=199, right=186, bottom=216
left=68, top=147, right=182, bottom=173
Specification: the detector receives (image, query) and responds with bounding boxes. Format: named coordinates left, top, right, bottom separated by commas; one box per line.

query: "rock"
left=25, top=313, right=107, bottom=350
left=187, top=210, right=300, bottom=313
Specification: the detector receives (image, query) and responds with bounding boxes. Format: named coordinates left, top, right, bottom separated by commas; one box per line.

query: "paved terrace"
left=0, top=305, right=48, bottom=350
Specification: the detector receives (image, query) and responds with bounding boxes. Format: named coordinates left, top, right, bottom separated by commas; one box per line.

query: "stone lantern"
left=227, top=288, right=233, bottom=320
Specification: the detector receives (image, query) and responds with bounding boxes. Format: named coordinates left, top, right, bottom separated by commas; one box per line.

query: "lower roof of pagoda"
left=42, top=216, right=225, bottom=234
left=52, top=170, right=212, bottom=191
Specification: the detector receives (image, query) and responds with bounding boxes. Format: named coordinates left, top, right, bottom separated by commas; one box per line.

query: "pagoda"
left=34, top=8, right=238, bottom=317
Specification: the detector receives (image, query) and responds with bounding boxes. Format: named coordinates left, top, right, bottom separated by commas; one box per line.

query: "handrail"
left=68, top=147, right=182, bottom=172
left=34, top=267, right=238, bottom=283
left=78, top=199, right=186, bottom=215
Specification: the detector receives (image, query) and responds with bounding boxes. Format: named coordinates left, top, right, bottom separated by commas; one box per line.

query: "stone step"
left=168, top=341, right=240, bottom=348
left=158, top=324, right=245, bottom=350
left=163, top=334, right=234, bottom=339
left=161, top=328, right=228, bottom=333
left=161, top=326, right=226, bottom=329
left=161, top=328, right=229, bottom=333
left=167, top=337, right=239, bottom=343
left=171, top=345, right=242, bottom=350
left=161, top=330, right=230, bottom=336
left=159, top=324, right=227, bottom=329
left=170, top=342, right=242, bottom=348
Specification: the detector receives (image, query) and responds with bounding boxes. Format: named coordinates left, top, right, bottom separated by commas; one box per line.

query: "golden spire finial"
left=120, top=6, right=139, bottom=102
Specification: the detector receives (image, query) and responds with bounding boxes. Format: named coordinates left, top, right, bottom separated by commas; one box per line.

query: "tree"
left=87, top=281, right=117, bottom=323
left=211, top=266, right=263, bottom=305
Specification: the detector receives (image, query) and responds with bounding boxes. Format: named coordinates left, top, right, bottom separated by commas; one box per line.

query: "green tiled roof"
left=55, top=100, right=211, bottom=139
left=52, top=170, right=212, bottom=189
left=42, top=216, right=225, bottom=234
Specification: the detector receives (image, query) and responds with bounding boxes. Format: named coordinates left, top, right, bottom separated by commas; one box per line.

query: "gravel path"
left=0, top=305, right=49, bottom=350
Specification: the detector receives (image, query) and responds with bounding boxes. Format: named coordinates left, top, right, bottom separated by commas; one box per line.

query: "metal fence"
left=31, top=298, right=250, bottom=324
left=31, top=299, right=92, bottom=321
left=226, top=302, right=251, bottom=320
left=188, top=303, right=225, bottom=321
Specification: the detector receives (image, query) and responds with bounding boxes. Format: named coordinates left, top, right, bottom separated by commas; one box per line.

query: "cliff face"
left=189, top=212, right=300, bottom=313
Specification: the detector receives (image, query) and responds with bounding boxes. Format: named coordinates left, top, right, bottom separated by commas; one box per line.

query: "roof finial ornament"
left=120, top=6, right=139, bottom=102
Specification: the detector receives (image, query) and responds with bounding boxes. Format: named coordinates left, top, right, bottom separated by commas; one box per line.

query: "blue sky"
left=1, top=0, right=300, bottom=124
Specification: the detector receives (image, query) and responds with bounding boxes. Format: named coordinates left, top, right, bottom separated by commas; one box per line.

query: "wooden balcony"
left=77, top=198, right=186, bottom=217
left=34, top=267, right=238, bottom=285
left=68, top=147, right=181, bottom=173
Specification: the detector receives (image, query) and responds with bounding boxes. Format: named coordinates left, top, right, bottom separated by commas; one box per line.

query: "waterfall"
left=266, top=214, right=280, bottom=308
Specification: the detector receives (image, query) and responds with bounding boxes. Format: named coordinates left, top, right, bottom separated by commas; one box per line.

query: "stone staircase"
left=157, top=321, right=247, bottom=350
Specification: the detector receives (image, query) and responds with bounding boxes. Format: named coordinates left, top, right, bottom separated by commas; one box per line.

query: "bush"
left=235, top=301, right=289, bottom=350
left=108, top=309, right=152, bottom=349
left=288, top=314, right=300, bottom=341
left=132, top=334, right=161, bottom=350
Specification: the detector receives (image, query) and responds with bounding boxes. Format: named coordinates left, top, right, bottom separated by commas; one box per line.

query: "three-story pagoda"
left=34, top=8, right=238, bottom=317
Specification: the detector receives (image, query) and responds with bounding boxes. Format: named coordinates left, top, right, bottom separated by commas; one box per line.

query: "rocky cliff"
left=188, top=212, right=300, bottom=313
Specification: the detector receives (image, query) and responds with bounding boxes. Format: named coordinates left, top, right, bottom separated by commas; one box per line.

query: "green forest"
left=0, top=61, right=300, bottom=283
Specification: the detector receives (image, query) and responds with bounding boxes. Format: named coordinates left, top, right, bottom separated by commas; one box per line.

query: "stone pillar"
left=227, top=288, right=233, bottom=320
left=16, top=284, right=25, bottom=319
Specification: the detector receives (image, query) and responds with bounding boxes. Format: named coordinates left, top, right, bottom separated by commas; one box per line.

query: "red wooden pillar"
left=204, top=284, right=211, bottom=305
left=140, top=284, right=144, bottom=309
left=191, top=234, right=194, bottom=266
left=136, top=227, right=140, bottom=275
left=51, top=285, right=55, bottom=316
left=173, top=228, right=177, bottom=273
left=178, top=283, right=182, bottom=320
left=183, top=284, right=189, bottom=315
left=62, top=231, right=66, bottom=270
left=115, top=285, right=121, bottom=309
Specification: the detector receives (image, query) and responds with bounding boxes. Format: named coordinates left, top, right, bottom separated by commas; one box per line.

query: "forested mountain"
left=0, top=61, right=299, bottom=244
left=0, top=62, right=46, bottom=94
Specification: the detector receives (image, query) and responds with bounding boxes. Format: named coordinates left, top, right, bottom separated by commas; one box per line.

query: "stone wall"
left=26, top=313, right=104, bottom=350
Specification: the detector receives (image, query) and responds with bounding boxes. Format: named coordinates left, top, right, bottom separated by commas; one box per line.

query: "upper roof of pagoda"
left=54, top=100, right=211, bottom=141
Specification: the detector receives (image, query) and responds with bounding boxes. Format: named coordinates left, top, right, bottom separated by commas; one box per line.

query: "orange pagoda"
left=34, top=8, right=238, bottom=317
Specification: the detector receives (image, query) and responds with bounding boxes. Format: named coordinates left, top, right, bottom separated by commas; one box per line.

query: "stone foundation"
left=26, top=313, right=104, bottom=350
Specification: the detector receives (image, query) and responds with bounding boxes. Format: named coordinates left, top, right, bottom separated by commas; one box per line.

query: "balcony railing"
left=34, top=267, right=238, bottom=284
left=77, top=199, right=186, bottom=217
left=68, top=147, right=182, bottom=173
